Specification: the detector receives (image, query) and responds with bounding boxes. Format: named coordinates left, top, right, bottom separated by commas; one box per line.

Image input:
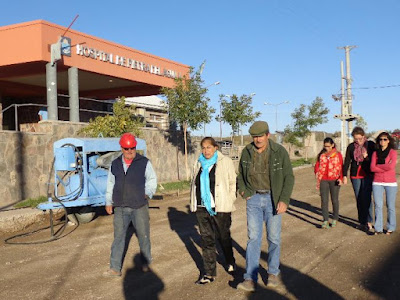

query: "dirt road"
left=1, top=164, right=400, bottom=300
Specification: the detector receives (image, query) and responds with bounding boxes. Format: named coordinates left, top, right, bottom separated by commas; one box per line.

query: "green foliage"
left=161, top=64, right=215, bottom=180
left=291, top=158, right=312, bottom=168
left=283, top=97, right=329, bottom=160
left=287, top=97, right=329, bottom=140
left=355, top=116, right=368, bottom=132
left=78, top=97, right=142, bottom=137
left=15, top=196, right=48, bottom=208
left=283, top=125, right=303, bottom=147
left=291, top=97, right=329, bottom=139
left=161, top=67, right=216, bottom=131
left=157, top=180, right=191, bottom=193
left=219, top=94, right=261, bottom=135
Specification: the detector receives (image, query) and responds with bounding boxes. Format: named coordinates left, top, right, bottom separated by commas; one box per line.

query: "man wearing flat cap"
left=237, top=121, right=294, bottom=292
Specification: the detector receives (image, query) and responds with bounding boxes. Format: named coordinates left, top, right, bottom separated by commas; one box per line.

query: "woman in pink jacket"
left=370, top=132, right=398, bottom=235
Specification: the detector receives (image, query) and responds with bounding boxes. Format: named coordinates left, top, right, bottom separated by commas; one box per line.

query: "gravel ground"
left=1, top=161, right=399, bottom=300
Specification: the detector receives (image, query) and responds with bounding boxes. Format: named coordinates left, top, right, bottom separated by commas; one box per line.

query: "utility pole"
left=334, top=45, right=359, bottom=154
left=340, top=61, right=346, bottom=155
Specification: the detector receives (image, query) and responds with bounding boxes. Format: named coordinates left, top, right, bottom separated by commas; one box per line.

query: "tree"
left=283, top=125, right=303, bottom=155
left=78, top=97, right=142, bottom=137
left=219, top=94, right=260, bottom=144
left=355, top=115, right=368, bottom=132
left=161, top=65, right=215, bottom=180
left=286, top=97, right=329, bottom=160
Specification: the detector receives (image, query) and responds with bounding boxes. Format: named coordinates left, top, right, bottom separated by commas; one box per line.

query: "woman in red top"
left=314, top=138, right=343, bottom=229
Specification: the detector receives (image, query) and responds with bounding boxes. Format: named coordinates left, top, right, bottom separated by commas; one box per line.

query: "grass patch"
left=14, top=195, right=48, bottom=208
left=291, top=158, right=313, bottom=168
left=157, top=180, right=191, bottom=193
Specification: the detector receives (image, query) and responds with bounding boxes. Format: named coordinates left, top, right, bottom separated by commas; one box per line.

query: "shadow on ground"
left=123, top=254, right=164, bottom=300
left=363, top=239, right=400, bottom=300
left=289, top=198, right=363, bottom=231
left=167, top=206, right=203, bottom=274
left=168, top=206, right=241, bottom=277
left=232, top=226, right=344, bottom=299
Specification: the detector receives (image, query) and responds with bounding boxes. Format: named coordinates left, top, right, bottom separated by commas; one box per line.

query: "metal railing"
left=1, top=95, right=113, bottom=131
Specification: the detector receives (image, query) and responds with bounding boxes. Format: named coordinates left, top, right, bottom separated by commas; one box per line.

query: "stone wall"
left=141, top=129, right=200, bottom=183
left=0, top=122, right=200, bottom=208
left=0, top=121, right=87, bottom=208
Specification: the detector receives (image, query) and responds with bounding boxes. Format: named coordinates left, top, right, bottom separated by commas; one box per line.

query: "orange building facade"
left=0, top=20, right=189, bottom=129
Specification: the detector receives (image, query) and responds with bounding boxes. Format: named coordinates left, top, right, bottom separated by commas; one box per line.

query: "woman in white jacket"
left=190, top=137, right=237, bottom=285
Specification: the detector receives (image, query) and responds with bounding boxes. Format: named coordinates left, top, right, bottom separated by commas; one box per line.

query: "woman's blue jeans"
left=110, top=205, right=151, bottom=272
left=351, top=177, right=373, bottom=225
left=373, top=185, right=397, bottom=232
left=244, top=193, right=281, bottom=282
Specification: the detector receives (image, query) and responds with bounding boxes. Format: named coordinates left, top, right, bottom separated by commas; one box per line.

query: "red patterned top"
left=314, top=149, right=344, bottom=188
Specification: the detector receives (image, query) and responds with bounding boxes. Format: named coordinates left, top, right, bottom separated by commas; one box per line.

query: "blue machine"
left=37, top=137, right=147, bottom=222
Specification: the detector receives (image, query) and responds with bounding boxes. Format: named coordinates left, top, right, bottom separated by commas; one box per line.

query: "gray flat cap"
left=249, top=121, right=269, bottom=136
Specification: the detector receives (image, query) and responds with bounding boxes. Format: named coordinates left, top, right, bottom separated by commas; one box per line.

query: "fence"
left=1, top=95, right=113, bottom=131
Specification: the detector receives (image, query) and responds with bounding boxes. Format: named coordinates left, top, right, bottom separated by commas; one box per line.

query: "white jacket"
left=190, top=151, right=237, bottom=213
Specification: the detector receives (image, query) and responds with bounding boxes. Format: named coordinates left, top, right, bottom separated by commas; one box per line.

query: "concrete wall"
left=0, top=121, right=200, bottom=208
left=284, top=131, right=341, bottom=160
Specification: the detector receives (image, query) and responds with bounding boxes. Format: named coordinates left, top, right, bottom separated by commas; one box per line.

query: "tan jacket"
left=190, top=151, right=237, bottom=213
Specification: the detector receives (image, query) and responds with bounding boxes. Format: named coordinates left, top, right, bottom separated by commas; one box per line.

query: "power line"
left=352, top=84, right=400, bottom=90
left=333, top=83, right=400, bottom=98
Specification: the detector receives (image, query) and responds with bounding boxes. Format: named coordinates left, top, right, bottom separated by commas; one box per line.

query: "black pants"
left=196, top=207, right=235, bottom=276
left=320, top=180, right=340, bottom=222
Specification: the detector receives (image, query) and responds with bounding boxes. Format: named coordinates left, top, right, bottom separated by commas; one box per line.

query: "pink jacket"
left=370, top=149, right=397, bottom=183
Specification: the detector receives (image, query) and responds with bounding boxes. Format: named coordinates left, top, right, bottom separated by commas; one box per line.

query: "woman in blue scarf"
left=190, top=137, right=237, bottom=285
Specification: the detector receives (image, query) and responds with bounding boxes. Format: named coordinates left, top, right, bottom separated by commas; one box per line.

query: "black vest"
left=111, top=154, right=148, bottom=209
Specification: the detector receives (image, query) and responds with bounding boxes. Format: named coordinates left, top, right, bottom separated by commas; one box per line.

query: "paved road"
left=1, top=165, right=400, bottom=300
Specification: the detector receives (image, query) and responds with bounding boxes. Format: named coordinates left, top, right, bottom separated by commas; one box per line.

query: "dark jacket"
left=111, top=154, right=149, bottom=209
left=238, top=139, right=294, bottom=207
left=343, top=141, right=375, bottom=178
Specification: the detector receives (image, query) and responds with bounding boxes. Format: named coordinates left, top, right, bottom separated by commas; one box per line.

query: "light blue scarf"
left=198, top=151, right=218, bottom=216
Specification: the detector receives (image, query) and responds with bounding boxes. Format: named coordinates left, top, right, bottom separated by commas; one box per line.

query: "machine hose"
left=4, top=143, right=84, bottom=244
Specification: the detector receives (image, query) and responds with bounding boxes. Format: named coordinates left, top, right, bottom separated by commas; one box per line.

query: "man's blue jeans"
left=110, top=205, right=151, bottom=272
left=373, top=184, right=397, bottom=232
left=351, top=177, right=373, bottom=225
left=244, top=193, right=282, bottom=282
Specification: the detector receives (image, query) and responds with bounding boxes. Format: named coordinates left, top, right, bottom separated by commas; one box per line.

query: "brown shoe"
left=103, top=269, right=121, bottom=277
left=237, top=279, right=255, bottom=292
left=267, top=274, right=281, bottom=288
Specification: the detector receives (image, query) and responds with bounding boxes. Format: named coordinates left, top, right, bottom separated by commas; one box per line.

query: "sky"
left=1, top=0, right=400, bottom=137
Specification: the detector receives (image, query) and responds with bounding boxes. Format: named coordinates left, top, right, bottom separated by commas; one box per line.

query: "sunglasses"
left=123, top=147, right=136, bottom=150
left=379, top=138, right=388, bottom=141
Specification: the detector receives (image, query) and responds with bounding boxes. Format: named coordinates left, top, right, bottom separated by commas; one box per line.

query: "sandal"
left=386, top=231, right=393, bottom=235
left=367, top=223, right=373, bottom=231
left=321, top=221, right=329, bottom=229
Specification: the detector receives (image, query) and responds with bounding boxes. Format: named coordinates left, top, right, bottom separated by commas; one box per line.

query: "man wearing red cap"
left=103, top=133, right=157, bottom=277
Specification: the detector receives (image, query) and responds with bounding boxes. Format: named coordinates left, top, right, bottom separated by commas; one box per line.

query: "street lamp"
left=264, top=101, right=290, bottom=133
left=203, top=81, right=220, bottom=136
